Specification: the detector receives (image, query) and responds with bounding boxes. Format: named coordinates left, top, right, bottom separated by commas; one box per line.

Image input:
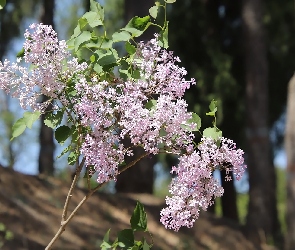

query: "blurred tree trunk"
left=115, top=0, right=155, bottom=193
left=38, top=0, right=55, bottom=176
left=285, top=74, right=295, bottom=250
left=205, top=0, right=239, bottom=222
left=242, top=0, right=281, bottom=245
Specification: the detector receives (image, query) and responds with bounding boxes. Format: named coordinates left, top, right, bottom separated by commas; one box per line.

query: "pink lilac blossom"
left=81, top=131, right=128, bottom=183
left=133, top=35, right=196, bottom=98
left=0, top=23, right=247, bottom=230
left=74, top=36, right=198, bottom=181
left=0, top=23, right=87, bottom=112
left=160, top=137, right=246, bottom=231
left=118, top=93, right=196, bottom=154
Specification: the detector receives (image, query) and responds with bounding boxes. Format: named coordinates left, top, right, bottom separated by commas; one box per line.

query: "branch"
left=62, top=158, right=85, bottom=221
left=45, top=181, right=105, bottom=250
left=119, top=152, right=149, bottom=174
left=46, top=153, right=149, bottom=249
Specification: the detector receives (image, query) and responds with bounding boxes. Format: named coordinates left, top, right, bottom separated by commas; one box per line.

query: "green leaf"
left=55, top=125, right=71, bottom=145
left=112, top=31, right=131, bottom=42
left=99, top=37, right=113, bottom=49
left=158, top=22, right=169, bottom=48
left=181, top=112, right=201, bottom=131
left=16, top=48, right=25, bottom=58
left=90, top=0, right=104, bottom=20
left=118, top=229, right=134, bottom=248
left=66, top=38, right=75, bottom=50
left=145, top=99, right=157, bottom=110
left=90, top=54, right=96, bottom=63
left=119, top=69, right=130, bottom=80
left=103, top=229, right=110, bottom=242
left=143, top=239, right=151, bottom=250
left=68, top=151, right=78, bottom=165
left=11, top=111, right=41, bottom=140
left=203, top=127, right=222, bottom=140
left=130, top=201, right=147, bottom=231
left=125, top=41, right=136, bottom=55
left=100, top=241, right=112, bottom=250
left=149, top=6, right=159, bottom=19
left=86, top=37, right=113, bottom=50
left=74, top=31, right=92, bottom=51
left=164, top=0, right=176, bottom=3
left=76, top=47, right=92, bottom=61
left=23, top=111, right=41, bottom=129
left=96, top=49, right=118, bottom=68
left=209, top=99, right=218, bottom=112
left=57, top=146, right=71, bottom=159
left=69, top=25, right=82, bottom=42
left=159, top=127, right=167, bottom=136
left=78, top=17, right=88, bottom=30
left=131, top=69, right=140, bottom=79
left=11, top=118, right=26, bottom=140
left=122, top=16, right=151, bottom=37
left=0, top=0, right=6, bottom=10
left=206, top=100, right=218, bottom=116
left=93, top=64, right=103, bottom=73
left=82, top=11, right=103, bottom=28
left=191, top=113, right=201, bottom=130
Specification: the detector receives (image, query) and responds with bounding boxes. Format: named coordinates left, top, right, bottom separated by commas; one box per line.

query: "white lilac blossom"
left=0, top=23, right=87, bottom=112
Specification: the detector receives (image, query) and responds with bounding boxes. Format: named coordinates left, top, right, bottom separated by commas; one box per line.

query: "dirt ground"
left=0, top=166, right=277, bottom=250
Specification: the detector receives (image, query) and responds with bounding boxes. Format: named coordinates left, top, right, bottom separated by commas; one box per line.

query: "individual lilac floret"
left=160, top=137, right=246, bottom=231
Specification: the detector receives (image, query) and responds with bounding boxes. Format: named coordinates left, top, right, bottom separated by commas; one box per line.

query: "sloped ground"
left=0, top=166, right=275, bottom=250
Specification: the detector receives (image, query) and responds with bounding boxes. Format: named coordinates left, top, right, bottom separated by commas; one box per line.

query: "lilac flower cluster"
left=0, top=23, right=247, bottom=231
left=133, top=36, right=195, bottom=98
left=117, top=37, right=197, bottom=154
left=73, top=36, right=197, bottom=183
left=0, top=24, right=86, bottom=111
left=160, top=137, right=246, bottom=231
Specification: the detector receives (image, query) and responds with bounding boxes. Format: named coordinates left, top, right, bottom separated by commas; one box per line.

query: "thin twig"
left=119, top=152, right=149, bottom=174
left=46, top=153, right=148, bottom=250
left=62, top=158, right=85, bottom=221
left=87, top=169, right=91, bottom=191
left=45, top=182, right=105, bottom=250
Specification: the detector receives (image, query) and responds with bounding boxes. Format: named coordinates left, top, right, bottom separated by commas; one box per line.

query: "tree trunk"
left=115, top=0, right=155, bottom=193
left=38, top=0, right=55, bottom=176
left=205, top=0, right=239, bottom=221
left=285, top=74, right=295, bottom=250
left=242, top=0, right=281, bottom=245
